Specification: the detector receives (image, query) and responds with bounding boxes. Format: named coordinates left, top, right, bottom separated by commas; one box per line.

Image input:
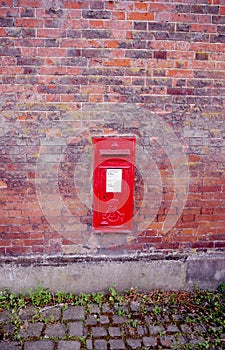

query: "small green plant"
left=49, top=315, right=55, bottom=323
left=91, top=292, right=105, bottom=307
left=10, top=308, right=21, bottom=340
left=118, top=307, right=126, bottom=317
left=78, top=336, right=86, bottom=345
left=0, top=289, right=10, bottom=308
left=62, top=303, right=68, bottom=311
left=140, top=305, right=147, bottom=314
left=131, top=319, right=138, bottom=328
left=108, top=286, right=118, bottom=303
left=153, top=305, right=162, bottom=315
left=78, top=292, right=91, bottom=306
left=55, top=291, right=68, bottom=304
left=217, top=281, right=225, bottom=293
left=32, top=307, right=40, bottom=322
left=29, top=285, right=52, bottom=307
left=0, top=289, right=23, bottom=310
left=169, top=293, right=176, bottom=305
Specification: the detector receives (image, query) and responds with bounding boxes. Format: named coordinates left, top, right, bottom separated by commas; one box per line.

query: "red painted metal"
left=93, top=137, right=136, bottom=232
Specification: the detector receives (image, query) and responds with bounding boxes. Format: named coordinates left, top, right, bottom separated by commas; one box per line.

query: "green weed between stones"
left=0, top=284, right=224, bottom=348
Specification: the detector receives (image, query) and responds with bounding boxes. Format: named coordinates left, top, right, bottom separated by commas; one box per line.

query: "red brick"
left=0, top=240, right=11, bottom=247
left=144, top=229, right=158, bottom=236
left=5, top=246, right=32, bottom=255
left=201, top=208, right=214, bottom=214
left=89, top=94, right=104, bottom=102
left=38, top=48, right=67, bottom=57
left=191, top=24, right=217, bottom=33
left=134, top=3, right=148, bottom=11
left=64, top=0, right=88, bottom=9
left=15, top=18, right=43, bottom=27
left=168, top=69, right=193, bottom=78
left=37, top=29, right=64, bottom=38
left=138, top=236, right=162, bottom=244
left=32, top=246, right=47, bottom=253
left=182, top=214, right=195, bottom=222
left=176, top=235, right=197, bottom=243
left=0, top=0, right=13, bottom=5
left=199, top=185, right=222, bottom=192
left=158, top=243, right=179, bottom=250
left=189, top=155, right=201, bottom=163
left=192, top=242, right=214, bottom=249
left=112, top=12, right=125, bottom=20
left=89, top=20, right=104, bottom=29
left=220, top=6, right=225, bottom=15
left=104, top=40, right=119, bottom=48
left=128, top=12, right=154, bottom=21
left=17, top=0, right=42, bottom=6
left=182, top=229, right=195, bottom=235
left=104, top=59, right=131, bottom=67
left=151, top=3, right=175, bottom=12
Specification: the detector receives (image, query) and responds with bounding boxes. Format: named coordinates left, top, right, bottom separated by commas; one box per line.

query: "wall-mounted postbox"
left=93, top=137, right=136, bottom=232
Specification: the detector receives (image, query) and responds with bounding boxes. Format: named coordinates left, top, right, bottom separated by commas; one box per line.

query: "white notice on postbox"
left=106, top=169, right=122, bottom=192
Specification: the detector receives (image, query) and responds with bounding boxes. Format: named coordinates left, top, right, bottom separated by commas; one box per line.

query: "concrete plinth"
left=0, top=253, right=224, bottom=293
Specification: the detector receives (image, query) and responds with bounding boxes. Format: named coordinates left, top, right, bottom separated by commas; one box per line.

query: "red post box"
left=93, top=137, right=136, bottom=232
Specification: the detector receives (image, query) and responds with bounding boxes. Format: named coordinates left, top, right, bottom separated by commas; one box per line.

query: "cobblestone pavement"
left=0, top=300, right=224, bottom=349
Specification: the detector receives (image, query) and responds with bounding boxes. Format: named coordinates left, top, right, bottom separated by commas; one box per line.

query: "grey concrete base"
left=0, top=253, right=224, bottom=293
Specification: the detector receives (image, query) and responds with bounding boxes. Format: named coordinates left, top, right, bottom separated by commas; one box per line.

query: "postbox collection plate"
left=93, top=137, right=136, bottom=232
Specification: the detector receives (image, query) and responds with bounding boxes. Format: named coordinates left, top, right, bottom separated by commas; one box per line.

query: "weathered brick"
left=82, top=30, right=111, bottom=39
left=0, top=17, right=14, bottom=26
left=134, top=22, right=147, bottom=31
left=210, top=34, right=225, bottom=43
left=154, top=51, right=167, bottom=60
left=125, top=50, right=152, bottom=59
left=191, top=5, right=219, bottom=14
left=20, top=7, right=35, bottom=17
left=82, top=10, right=111, bottom=19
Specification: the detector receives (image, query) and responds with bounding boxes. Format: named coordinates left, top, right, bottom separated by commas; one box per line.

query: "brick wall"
left=0, top=0, right=225, bottom=257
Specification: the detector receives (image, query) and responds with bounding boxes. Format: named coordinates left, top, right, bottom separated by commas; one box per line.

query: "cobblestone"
left=126, top=338, right=142, bottom=349
left=24, top=340, right=54, bottom=350
left=19, top=322, right=43, bottom=338
left=89, top=304, right=100, bottom=314
left=40, top=306, right=61, bottom=321
left=130, top=301, right=141, bottom=312
left=112, top=315, right=127, bottom=324
left=91, top=326, right=107, bottom=337
left=99, top=315, right=109, bottom=324
left=166, top=324, right=180, bottom=333
left=0, top=310, right=11, bottom=323
left=0, top=342, right=21, bottom=350
left=45, top=323, right=66, bottom=338
left=0, top=294, right=224, bottom=349
left=68, top=321, right=84, bottom=337
left=137, top=324, right=148, bottom=335
left=143, top=335, right=158, bottom=347
left=108, top=326, right=122, bottom=337
left=18, top=306, right=36, bottom=321
left=94, top=339, right=108, bottom=350
left=57, top=340, right=81, bottom=350
left=149, top=324, right=165, bottom=334
left=160, top=335, right=177, bottom=347
left=63, top=306, right=85, bottom=321
left=86, top=339, right=93, bottom=350
left=86, top=314, right=98, bottom=325
left=109, top=339, right=126, bottom=349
